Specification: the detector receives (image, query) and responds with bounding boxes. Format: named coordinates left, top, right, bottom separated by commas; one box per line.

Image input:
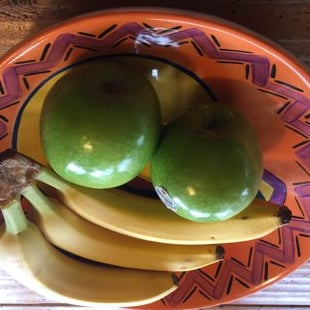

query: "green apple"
left=151, top=103, right=263, bottom=222
left=41, top=59, right=161, bottom=188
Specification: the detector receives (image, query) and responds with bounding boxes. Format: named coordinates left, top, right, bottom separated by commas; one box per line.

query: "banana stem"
left=22, top=184, right=55, bottom=216
left=1, top=199, right=28, bottom=235
left=35, top=168, right=71, bottom=193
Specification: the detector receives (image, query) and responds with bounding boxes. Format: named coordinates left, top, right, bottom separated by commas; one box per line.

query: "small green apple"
left=151, top=103, right=263, bottom=222
left=41, top=59, right=161, bottom=188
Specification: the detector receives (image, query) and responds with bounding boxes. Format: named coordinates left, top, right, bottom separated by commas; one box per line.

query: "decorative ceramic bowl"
left=0, top=7, right=309, bottom=309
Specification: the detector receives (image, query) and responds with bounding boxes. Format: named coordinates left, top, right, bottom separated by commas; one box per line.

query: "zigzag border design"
left=0, top=21, right=309, bottom=308
left=163, top=182, right=310, bottom=306
left=1, top=22, right=309, bottom=109
left=165, top=220, right=310, bottom=306
left=0, top=22, right=309, bottom=156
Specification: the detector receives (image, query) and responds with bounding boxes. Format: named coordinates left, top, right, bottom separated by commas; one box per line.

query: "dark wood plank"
left=0, top=0, right=309, bottom=67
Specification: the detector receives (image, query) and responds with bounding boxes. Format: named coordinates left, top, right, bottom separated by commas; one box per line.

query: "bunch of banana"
left=35, top=164, right=292, bottom=245
left=0, top=150, right=178, bottom=306
left=22, top=183, right=224, bottom=272
left=0, top=149, right=225, bottom=306
left=0, top=150, right=292, bottom=306
left=0, top=199, right=177, bottom=307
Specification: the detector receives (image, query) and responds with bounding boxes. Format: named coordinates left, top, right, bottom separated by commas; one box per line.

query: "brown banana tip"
left=216, top=245, right=225, bottom=260
left=172, top=273, right=180, bottom=286
left=278, top=206, right=292, bottom=225
left=0, top=149, right=41, bottom=205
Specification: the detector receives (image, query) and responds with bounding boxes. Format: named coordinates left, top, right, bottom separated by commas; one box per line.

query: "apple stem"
left=102, top=80, right=121, bottom=94
left=203, top=119, right=218, bottom=131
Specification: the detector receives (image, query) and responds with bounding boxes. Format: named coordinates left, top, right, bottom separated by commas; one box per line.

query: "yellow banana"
left=36, top=167, right=292, bottom=246
left=0, top=199, right=177, bottom=307
left=23, top=183, right=223, bottom=272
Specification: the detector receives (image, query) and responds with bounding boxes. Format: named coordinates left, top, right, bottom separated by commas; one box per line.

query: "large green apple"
left=41, top=59, right=161, bottom=188
left=151, top=103, right=263, bottom=222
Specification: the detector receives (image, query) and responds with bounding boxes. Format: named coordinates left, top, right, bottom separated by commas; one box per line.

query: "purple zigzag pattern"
left=165, top=223, right=310, bottom=306
left=0, top=22, right=309, bottom=145
left=0, top=23, right=150, bottom=109
left=167, top=29, right=310, bottom=143
left=166, top=28, right=270, bottom=86
left=0, top=24, right=269, bottom=108
left=0, top=22, right=309, bottom=109
left=268, top=80, right=310, bottom=137
left=296, top=143, right=310, bottom=172
left=164, top=183, right=310, bottom=306
left=263, top=169, right=287, bottom=205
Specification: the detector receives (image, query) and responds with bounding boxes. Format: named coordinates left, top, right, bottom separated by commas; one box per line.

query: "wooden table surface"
left=0, top=1, right=309, bottom=309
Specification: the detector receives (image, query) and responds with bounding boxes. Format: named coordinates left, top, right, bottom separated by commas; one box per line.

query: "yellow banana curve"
left=0, top=199, right=178, bottom=307
left=23, top=183, right=223, bottom=271
left=36, top=168, right=292, bottom=245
